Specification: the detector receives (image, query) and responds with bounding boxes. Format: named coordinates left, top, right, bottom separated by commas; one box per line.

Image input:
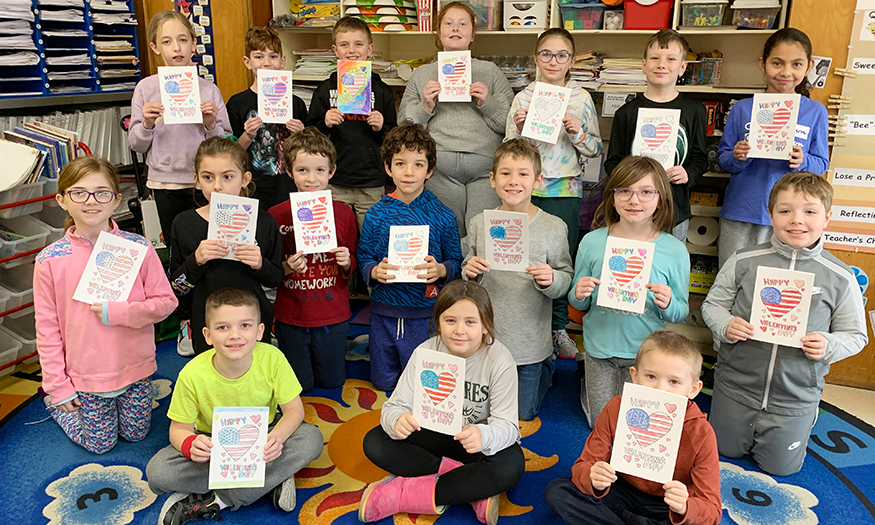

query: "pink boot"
left=437, top=457, right=501, bottom=525
left=358, top=474, right=445, bottom=522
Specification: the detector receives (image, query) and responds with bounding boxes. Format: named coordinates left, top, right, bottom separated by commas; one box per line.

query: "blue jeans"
left=274, top=320, right=349, bottom=392
left=517, top=353, right=557, bottom=420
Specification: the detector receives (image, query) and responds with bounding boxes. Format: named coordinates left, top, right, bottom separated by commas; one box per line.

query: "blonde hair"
left=592, top=156, right=674, bottom=233
left=636, top=330, right=703, bottom=382
left=57, top=157, right=122, bottom=231
left=332, top=16, right=373, bottom=45
left=147, top=10, right=195, bottom=47
left=434, top=2, right=477, bottom=51
left=194, top=137, right=253, bottom=198
left=493, top=139, right=541, bottom=177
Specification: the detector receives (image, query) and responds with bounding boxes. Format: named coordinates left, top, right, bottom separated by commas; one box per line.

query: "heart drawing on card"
left=163, top=78, right=193, bottom=104
left=296, top=204, right=327, bottom=232
left=489, top=225, right=522, bottom=251
left=95, top=251, right=134, bottom=284
left=640, top=123, right=672, bottom=150
left=263, top=81, right=287, bottom=105
left=532, top=96, right=563, bottom=122
left=341, top=67, right=369, bottom=97
left=217, top=424, right=259, bottom=462
left=420, top=370, right=456, bottom=405
left=393, top=237, right=423, bottom=263
left=756, top=108, right=791, bottom=137
left=609, top=255, right=644, bottom=286
left=442, top=60, right=467, bottom=85
left=216, top=211, right=251, bottom=239
left=760, top=286, right=802, bottom=318
left=626, top=408, right=673, bottom=448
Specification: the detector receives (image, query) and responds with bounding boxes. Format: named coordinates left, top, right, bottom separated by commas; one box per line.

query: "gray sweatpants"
left=146, top=422, right=323, bottom=509
left=709, top=387, right=817, bottom=476
left=428, top=151, right=500, bottom=238
left=580, top=353, right=635, bottom=429
left=718, top=218, right=772, bottom=269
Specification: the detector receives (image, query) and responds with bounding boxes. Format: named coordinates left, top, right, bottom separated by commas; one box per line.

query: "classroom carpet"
left=2, top=338, right=875, bottom=525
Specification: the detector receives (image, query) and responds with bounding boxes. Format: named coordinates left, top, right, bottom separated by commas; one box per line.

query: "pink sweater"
left=34, top=223, right=178, bottom=402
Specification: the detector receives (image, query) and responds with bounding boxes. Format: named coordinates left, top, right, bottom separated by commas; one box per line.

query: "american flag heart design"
left=263, top=81, right=287, bottom=105
left=760, top=286, right=802, bottom=318
left=297, top=203, right=327, bottom=232
left=609, top=255, right=644, bottom=286
left=164, top=78, right=193, bottom=104
left=532, top=97, right=563, bottom=122
left=640, top=123, right=672, bottom=150
left=217, top=424, right=259, bottom=462
left=626, top=408, right=673, bottom=448
left=442, top=60, right=466, bottom=84
left=216, top=211, right=250, bottom=239
left=393, top=237, right=423, bottom=263
left=756, top=108, right=791, bottom=137
left=420, top=370, right=456, bottom=405
left=95, top=251, right=134, bottom=284
left=489, top=225, right=522, bottom=251
left=341, top=68, right=368, bottom=97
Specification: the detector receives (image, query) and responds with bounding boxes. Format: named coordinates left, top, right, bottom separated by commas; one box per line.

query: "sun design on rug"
left=297, top=379, right=558, bottom=524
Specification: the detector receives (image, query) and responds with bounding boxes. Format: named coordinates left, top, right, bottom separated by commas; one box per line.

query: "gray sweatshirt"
left=380, top=336, right=521, bottom=456
left=463, top=209, right=574, bottom=365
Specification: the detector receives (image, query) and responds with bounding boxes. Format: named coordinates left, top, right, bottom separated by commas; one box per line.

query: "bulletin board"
left=175, top=0, right=217, bottom=83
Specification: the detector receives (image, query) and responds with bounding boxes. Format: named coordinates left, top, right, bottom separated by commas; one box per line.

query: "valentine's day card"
left=158, top=66, right=202, bottom=124
left=337, top=60, right=372, bottom=115
left=388, top=225, right=429, bottom=283
left=521, top=82, right=571, bottom=145
left=209, top=407, right=269, bottom=489
left=438, top=51, right=471, bottom=102
left=258, top=69, right=292, bottom=124
left=483, top=210, right=528, bottom=271
left=412, top=348, right=465, bottom=435
left=207, top=192, right=259, bottom=260
left=747, top=94, right=801, bottom=160
left=610, top=383, right=687, bottom=484
left=749, top=266, right=814, bottom=348
left=290, top=190, right=337, bottom=254
left=73, top=231, right=147, bottom=304
left=631, top=108, right=681, bottom=169
left=596, top=236, right=655, bottom=314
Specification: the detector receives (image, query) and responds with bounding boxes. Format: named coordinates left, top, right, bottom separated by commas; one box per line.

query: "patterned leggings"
left=51, top=376, right=152, bottom=454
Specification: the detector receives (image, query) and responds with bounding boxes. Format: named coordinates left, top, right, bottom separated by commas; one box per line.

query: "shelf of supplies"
left=686, top=243, right=718, bottom=256
left=691, top=205, right=721, bottom=217
left=593, top=84, right=765, bottom=95
left=677, top=27, right=778, bottom=35
left=703, top=171, right=730, bottom=179
left=0, top=90, right=133, bottom=110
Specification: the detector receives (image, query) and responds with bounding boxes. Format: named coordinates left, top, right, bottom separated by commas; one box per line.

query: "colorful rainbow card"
left=337, top=60, right=372, bottom=115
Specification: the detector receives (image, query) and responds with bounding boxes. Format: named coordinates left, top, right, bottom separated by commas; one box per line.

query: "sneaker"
left=177, top=320, right=194, bottom=357
left=159, top=492, right=220, bottom=525
left=272, top=475, right=296, bottom=512
left=552, top=330, right=578, bottom=359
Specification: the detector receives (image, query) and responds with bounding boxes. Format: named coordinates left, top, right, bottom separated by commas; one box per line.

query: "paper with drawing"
left=207, top=193, right=259, bottom=260
left=158, top=66, right=202, bottom=124
left=290, top=190, right=337, bottom=254
left=258, top=69, right=292, bottom=124
left=209, top=407, right=269, bottom=489
left=747, top=93, right=800, bottom=160
left=749, top=266, right=814, bottom=348
left=521, top=82, right=571, bottom=144
left=483, top=210, right=528, bottom=271
left=412, top=348, right=465, bottom=435
left=337, top=60, right=372, bottom=115
left=73, top=231, right=147, bottom=304
left=596, top=236, right=655, bottom=314
left=388, top=225, right=429, bottom=283
left=631, top=108, right=680, bottom=169
left=438, top=50, right=471, bottom=102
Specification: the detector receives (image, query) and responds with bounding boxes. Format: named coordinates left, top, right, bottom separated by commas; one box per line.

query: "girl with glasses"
left=568, top=156, right=690, bottom=428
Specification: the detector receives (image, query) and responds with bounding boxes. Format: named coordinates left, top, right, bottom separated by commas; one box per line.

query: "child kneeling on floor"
left=359, top=280, right=525, bottom=525
left=146, top=288, right=323, bottom=525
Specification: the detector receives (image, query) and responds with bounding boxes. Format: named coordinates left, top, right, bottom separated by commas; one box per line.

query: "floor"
left=823, top=383, right=875, bottom=426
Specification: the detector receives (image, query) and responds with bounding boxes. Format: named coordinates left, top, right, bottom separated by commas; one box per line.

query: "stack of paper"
left=41, top=28, right=88, bottom=37
left=0, top=20, right=31, bottom=34
left=293, top=48, right=337, bottom=77
left=0, top=0, right=35, bottom=21
left=0, top=51, right=39, bottom=66
left=94, top=40, right=134, bottom=52
left=47, top=71, right=92, bottom=80
left=39, top=9, right=85, bottom=22
left=0, top=35, right=36, bottom=50
left=99, top=81, right=136, bottom=91
left=85, top=0, right=129, bottom=10
left=0, top=140, right=44, bottom=190
left=38, top=0, right=84, bottom=6
left=46, top=53, right=91, bottom=66
left=89, top=12, right=136, bottom=24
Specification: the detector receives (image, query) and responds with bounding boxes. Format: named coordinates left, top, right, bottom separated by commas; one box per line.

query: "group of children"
left=29, top=3, right=868, bottom=525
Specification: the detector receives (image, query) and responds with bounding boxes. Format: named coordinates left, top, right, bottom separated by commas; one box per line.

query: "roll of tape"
left=688, top=216, right=719, bottom=246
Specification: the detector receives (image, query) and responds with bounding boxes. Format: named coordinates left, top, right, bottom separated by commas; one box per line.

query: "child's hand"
left=526, top=264, right=554, bottom=286
left=725, top=316, right=754, bottom=342
left=422, top=80, right=441, bottom=113
left=575, top=276, right=601, bottom=300
left=367, top=110, right=384, bottom=131
left=646, top=283, right=672, bottom=309
left=56, top=397, right=81, bottom=413
left=454, top=424, right=482, bottom=454
left=801, top=333, right=826, bottom=360
left=244, top=115, right=263, bottom=139
left=325, top=108, right=344, bottom=128
left=788, top=144, right=804, bottom=169
left=189, top=435, right=213, bottom=463
left=562, top=115, right=581, bottom=136
left=201, top=101, right=218, bottom=131
left=470, top=82, right=489, bottom=107
left=513, top=108, right=528, bottom=133
left=234, top=244, right=263, bottom=270
left=90, top=302, right=102, bottom=314
left=286, top=250, right=307, bottom=274
left=285, top=118, right=304, bottom=133
left=734, top=140, right=751, bottom=161
left=330, top=246, right=351, bottom=271
left=663, top=480, right=689, bottom=515
left=142, top=101, right=163, bottom=129
left=665, top=166, right=689, bottom=185
left=590, top=461, right=617, bottom=491
left=394, top=412, right=421, bottom=439
left=415, top=256, right=447, bottom=283
left=465, top=256, right=490, bottom=278
left=195, top=239, right=229, bottom=265
left=371, top=258, right=399, bottom=283
left=263, top=434, right=284, bottom=462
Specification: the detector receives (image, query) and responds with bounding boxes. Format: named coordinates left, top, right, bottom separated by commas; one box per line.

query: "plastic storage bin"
left=681, top=0, right=728, bottom=26
left=562, top=3, right=605, bottom=30
left=625, top=0, right=672, bottom=30
left=0, top=287, right=11, bottom=323
left=0, top=180, right=46, bottom=219
left=504, top=0, right=548, bottom=29
left=32, top=205, right=67, bottom=244
left=43, top=177, right=59, bottom=206
left=0, top=263, right=34, bottom=319
left=0, top=215, right=50, bottom=264
left=3, top=312, right=37, bottom=365
left=440, top=0, right=502, bottom=29
left=0, top=329, right=22, bottom=377
left=731, top=0, right=779, bottom=29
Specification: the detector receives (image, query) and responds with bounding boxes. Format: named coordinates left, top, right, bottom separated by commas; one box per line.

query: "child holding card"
left=170, top=137, right=283, bottom=355
left=360, top=280, right=524, bottom=525
left=463, top=139, right=573, bottom=420
left=398, top=2, right=513, bottom=237
left=702, top=172, right=867, bottom=476
left=129, top=10, right=230, bottom=246
left=357, top=122, right=463, bottom=391
left=717, top=28, right=828, bottom=268
left=545, top=331, right=721, bottom=525
left=268, top=128, right=357, bottom=392
left=506, top=28, right=602, bottom=359
left=569, top=156, right=690, bottom=428
left=147, top=288, right=323, bottom=523
left=34, top=157, right=177, bottom=454
left=227, top=26, right=308, bottom=209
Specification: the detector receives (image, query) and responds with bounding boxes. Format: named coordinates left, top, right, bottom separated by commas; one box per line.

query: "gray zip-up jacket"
left=702, top=235, right=867, bottom=416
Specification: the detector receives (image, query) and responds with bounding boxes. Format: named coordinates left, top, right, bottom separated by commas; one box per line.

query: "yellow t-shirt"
left=168, top=342, right=302, bottom=433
